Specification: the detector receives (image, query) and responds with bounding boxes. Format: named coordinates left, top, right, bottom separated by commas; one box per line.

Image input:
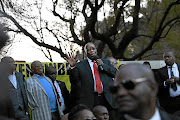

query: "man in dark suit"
left=1, top=56, right=30, bottom=120
left=110, top=63, right=180, bottom=120
left=45, top=65, right=70, bottom=114
left=65, top=42, right=117, bottom=119
left=156, top=52, right=180, bottom=113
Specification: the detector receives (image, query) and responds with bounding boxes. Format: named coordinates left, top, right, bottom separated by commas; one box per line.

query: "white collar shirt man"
left=54, top=80, right=66, bottom=111
left=167, top=63, right=180, bottom=97
left=8, top=71, right=17, bottom=89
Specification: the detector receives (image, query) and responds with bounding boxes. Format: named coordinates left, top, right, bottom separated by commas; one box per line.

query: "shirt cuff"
left=164, top=81, right=167, bottom=87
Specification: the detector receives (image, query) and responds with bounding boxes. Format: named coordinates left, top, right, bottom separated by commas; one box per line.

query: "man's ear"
left=150, top=83, right=158, bottom=97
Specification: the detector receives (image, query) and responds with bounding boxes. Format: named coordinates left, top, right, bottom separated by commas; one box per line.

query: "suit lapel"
left=163, top=66, right=169, bottom=79
left=82, top=59, right=94, bottom=84
left=32, top=75, right=48, bottom=96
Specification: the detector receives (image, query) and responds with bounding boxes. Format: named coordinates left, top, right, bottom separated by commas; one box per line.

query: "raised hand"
left=64, top=52, right=77, bottom=67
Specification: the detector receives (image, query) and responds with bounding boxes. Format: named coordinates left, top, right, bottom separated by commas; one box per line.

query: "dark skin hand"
left=64, top=52, right=77, bottom=67
left=166, top=76, right=179, bottom=84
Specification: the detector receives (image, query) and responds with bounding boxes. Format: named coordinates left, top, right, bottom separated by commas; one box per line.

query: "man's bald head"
left=116, top=63, right=156, bottom=84
left=93, top=105, right=109, bottom=120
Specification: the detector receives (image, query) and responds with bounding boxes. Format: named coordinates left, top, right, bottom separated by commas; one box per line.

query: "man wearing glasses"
left=110, top=63, right=179, bottom=120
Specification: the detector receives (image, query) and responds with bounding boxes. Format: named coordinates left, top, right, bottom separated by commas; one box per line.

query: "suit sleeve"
left=25, top=78, right=39, bottom=110
left=102, top=59, right=117, bottom=78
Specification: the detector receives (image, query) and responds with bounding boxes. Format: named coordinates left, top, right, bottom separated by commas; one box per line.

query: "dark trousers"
left=52, top=111, right=61, bottom=120
left=165, top=95, right=180, bottom=114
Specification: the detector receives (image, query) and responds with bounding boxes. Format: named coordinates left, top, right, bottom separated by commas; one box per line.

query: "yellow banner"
left=15, top=62, right=71, bottom=91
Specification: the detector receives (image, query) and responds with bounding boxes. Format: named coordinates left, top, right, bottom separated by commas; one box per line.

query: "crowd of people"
left=1, top=25, right=180, bottom=120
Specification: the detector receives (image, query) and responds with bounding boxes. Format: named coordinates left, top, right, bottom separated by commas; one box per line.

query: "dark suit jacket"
left=69, top=58, right=116, bottom=110
left=156, top=64, right=180, bottom=107
left=56, top=80, right=70, bottom=113
left=15, top=72, right=29, bottom=115
left=118, top=108, right=180, bottom=120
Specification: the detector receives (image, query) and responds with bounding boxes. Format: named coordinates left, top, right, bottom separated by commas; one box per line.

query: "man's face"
left=95, top=107, right=109, bottom=120
left=164, top=52, right=175, bottom=66
left=113, top=66, right=153, bottom=115
left=31, top=61, right=44, bottom=75
left=86, top=43, right=97, bottom=60
left=47, top=67, right=57, bottom=81
left=3, top=57, right=16, bottom=73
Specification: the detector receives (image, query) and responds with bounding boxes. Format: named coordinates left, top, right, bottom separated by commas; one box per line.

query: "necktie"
left=170, top=67, right=177, bottom=91
left=52, top=82, right=61, bottom=106
left=93, top=60, right=103, bottom=94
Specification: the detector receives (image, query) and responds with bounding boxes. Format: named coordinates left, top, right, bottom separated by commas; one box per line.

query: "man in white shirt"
left=156, top=52, right=180, bottom=113
left=45, top=65, right=70, bottom=114
left=110, top=63, right=179, bottom=120
left=1, top=56, right=30, bottom=119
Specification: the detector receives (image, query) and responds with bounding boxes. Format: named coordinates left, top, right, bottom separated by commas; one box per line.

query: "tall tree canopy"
left=0, top=0, right=180, bottom=61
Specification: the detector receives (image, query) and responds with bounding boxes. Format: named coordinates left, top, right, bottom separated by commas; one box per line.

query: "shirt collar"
left=34, top=74, right=45, bottom=78
left=150, top=108, right=161, bottom=120
left=87, top=57, right=93, bottom=63
left=167, top=63, right=177, bottom=68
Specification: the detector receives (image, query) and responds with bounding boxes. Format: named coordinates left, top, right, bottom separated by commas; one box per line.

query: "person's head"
left=143, top=61, right=151, bottom=69
left=107, top=57, right=118, bottom=69
left=163, top=52, right=175, bottom=66
left=31, top=60, right=44, bottom=76
left=45, top=65, right=57, bottom=81
left=0, top=24, right=8, bottom=50
left=1, top=56, right=16, bottom=74
left=68, top=104, right=96, bottom=120
left=110, top=63, right=157, bottom=119
left=84, top=42, right=97, bottom=60
left=93, top=105, right=109, bottom=120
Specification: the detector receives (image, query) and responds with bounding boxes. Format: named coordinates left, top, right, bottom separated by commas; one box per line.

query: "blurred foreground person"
left=110, top=63, right=180, bottom=120
left=0, top=24, right=15, bottom=119
left=45, top=65, right=70, bottom=114
left=25, top=61, right=63, bottom=120
left=93, top=105, right=109, bottom=120
left=68, top=104, right=96, bottom=120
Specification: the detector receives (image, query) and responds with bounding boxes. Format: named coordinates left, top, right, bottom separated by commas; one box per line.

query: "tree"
left=0, top=0, right=180, bottom=61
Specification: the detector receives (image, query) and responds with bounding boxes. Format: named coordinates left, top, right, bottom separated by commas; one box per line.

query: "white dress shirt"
left=150, top=108, right=161, bottom=120
left=87, top=57, right=103, bottom=92
left=166, top=63, right=180, bottom=97
left=54, top=80, right=66, bottom=111
left=8, top=71, right=17, bottom=89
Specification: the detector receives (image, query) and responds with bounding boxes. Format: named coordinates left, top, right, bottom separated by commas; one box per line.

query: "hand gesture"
left=64, top=52, right=77, bottom=67
left=171, top=76, right=179, bottom=82
left=96, top=59, right=104, bottom=66
left=166, top=78, right=175, bottom=84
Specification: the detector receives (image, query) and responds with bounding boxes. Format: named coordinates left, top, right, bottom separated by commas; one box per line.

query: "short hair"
left=93, top=105, right=108, bottom=115
left=68, top=104, right=91, bottom=120
left=0, top=24, right=9, bottom=50
left=45, top=64, right=55, bottom=76
left=1, top=56, right=14, bottom=63
left=163, top=52, right=175, bottom=58
left=84, top=42, right=95, bottom=54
